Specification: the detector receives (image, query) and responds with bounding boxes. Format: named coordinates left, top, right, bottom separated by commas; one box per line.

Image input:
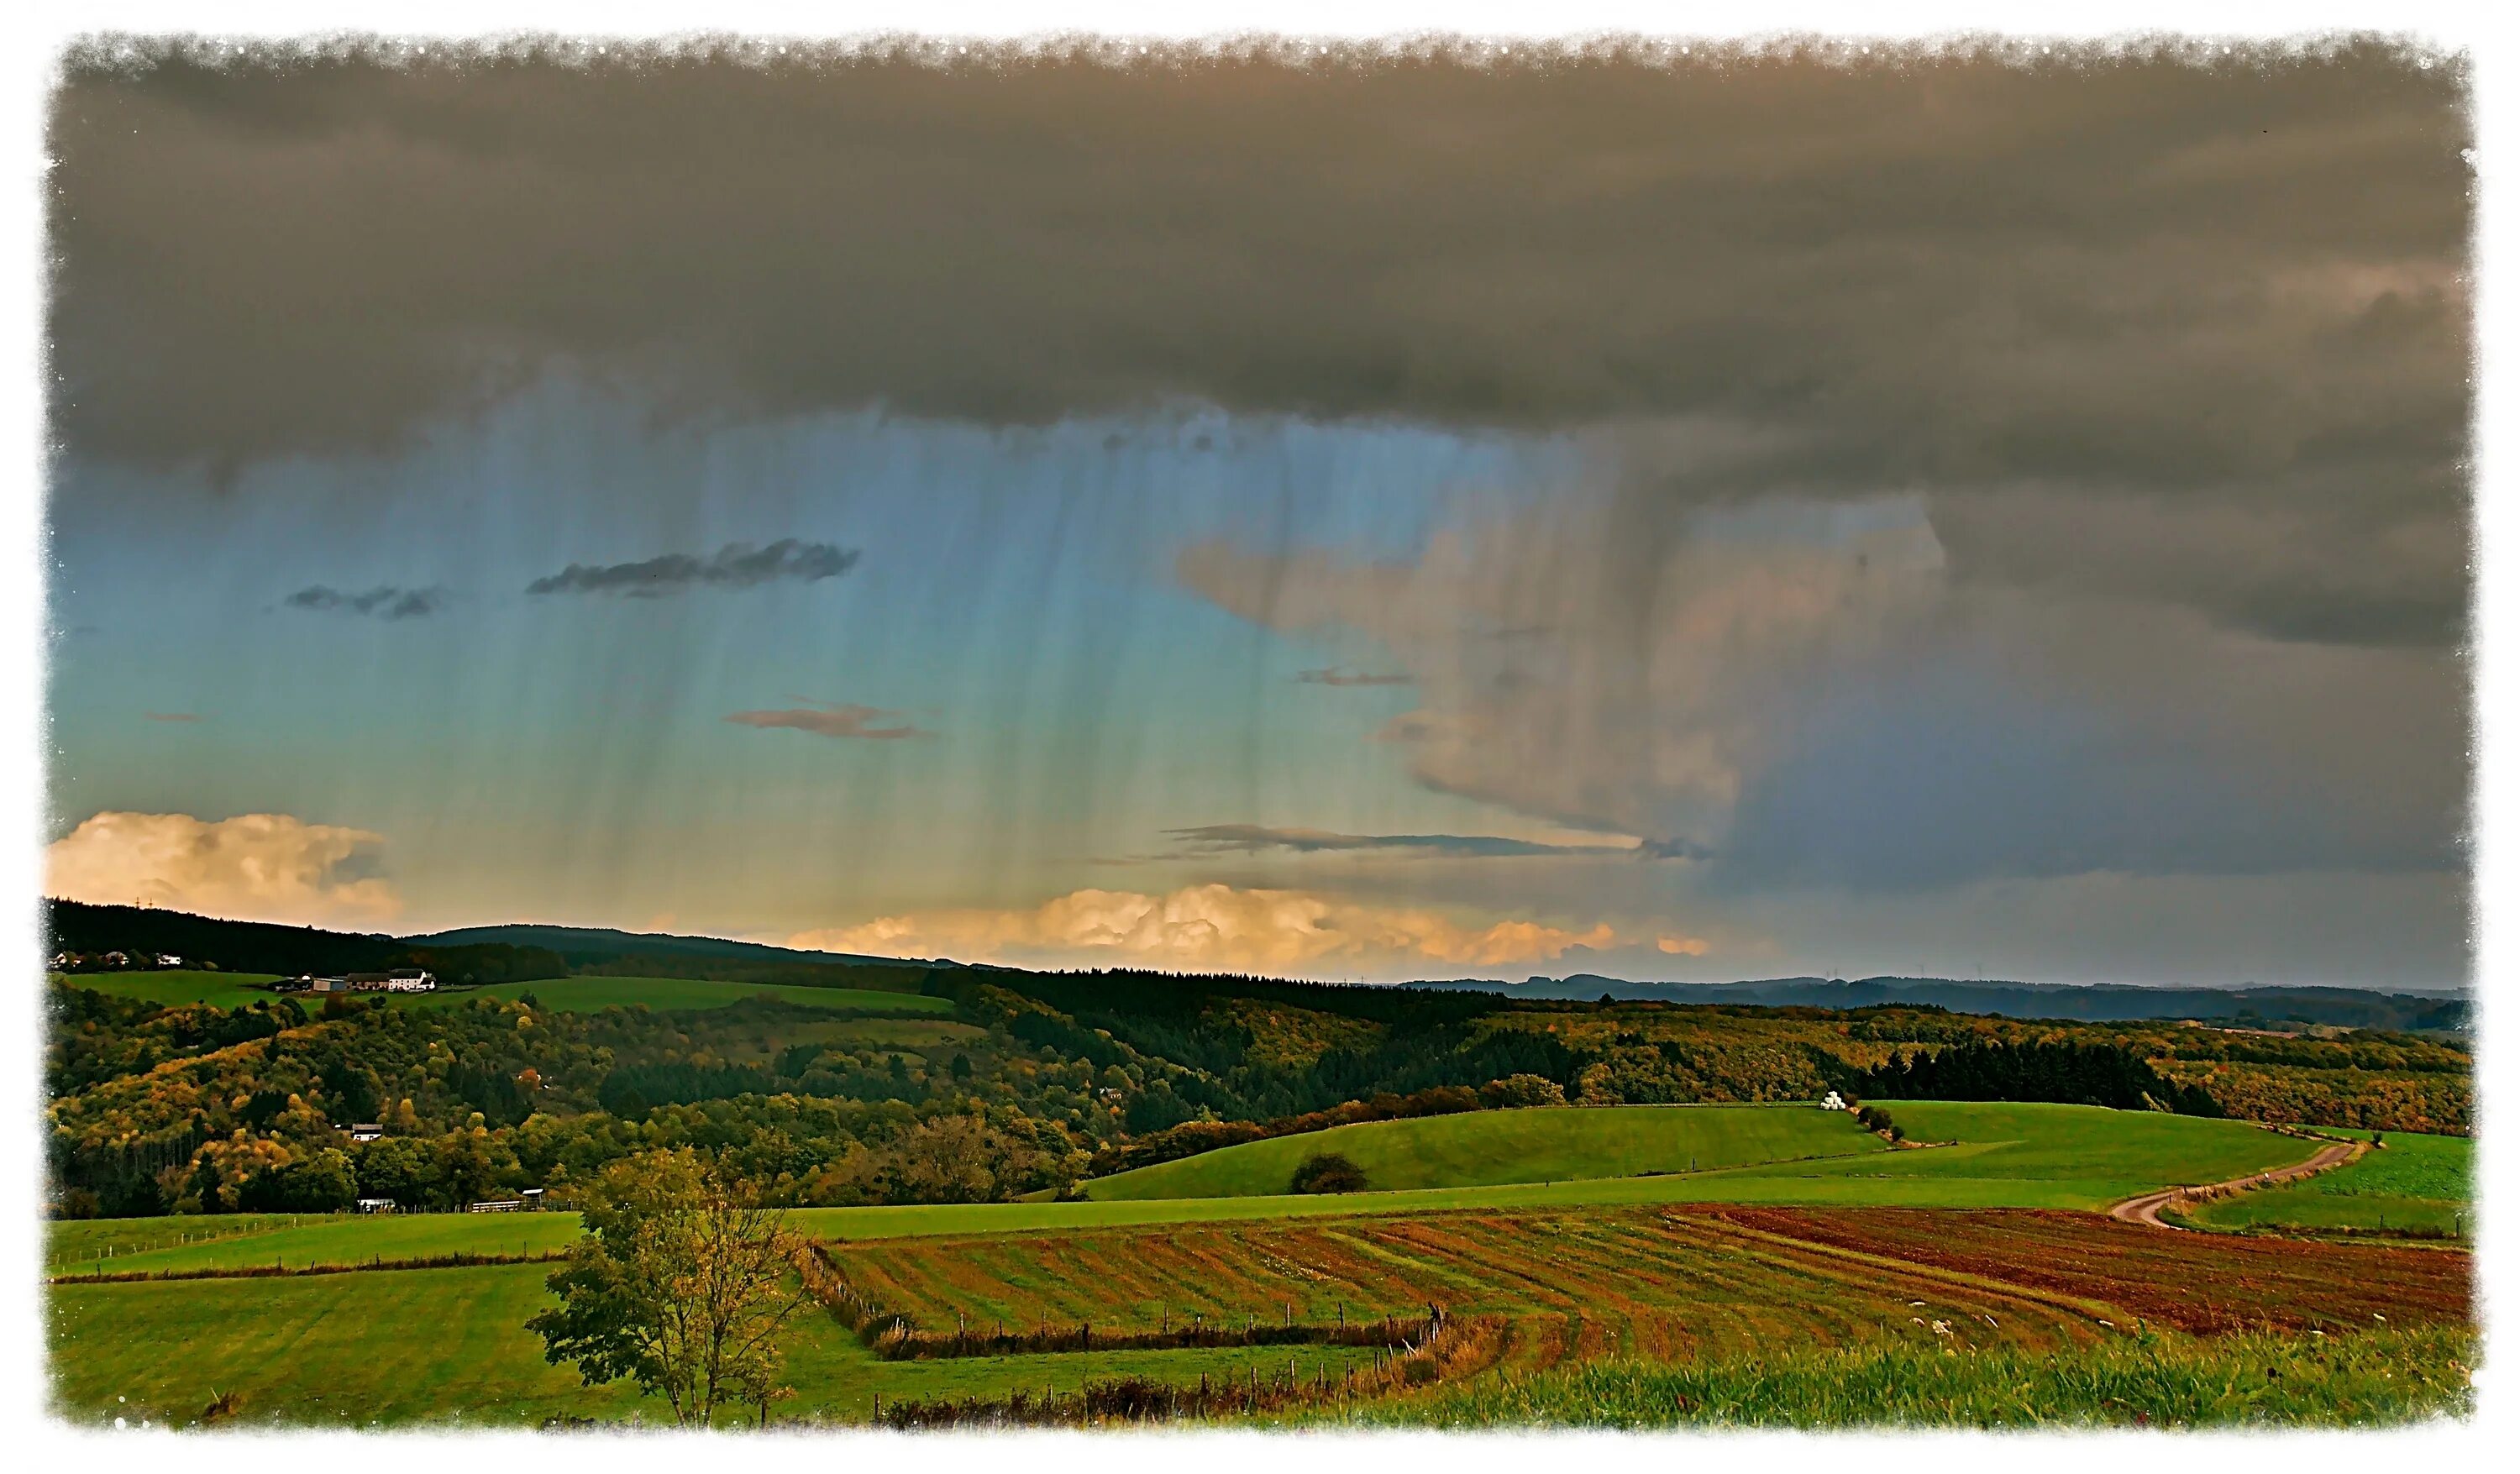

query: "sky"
left=40, top=39, right=2474, bottom=987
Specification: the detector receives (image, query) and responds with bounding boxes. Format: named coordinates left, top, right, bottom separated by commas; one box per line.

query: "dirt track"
left=2108, top=1139, right=2362, bottom=1230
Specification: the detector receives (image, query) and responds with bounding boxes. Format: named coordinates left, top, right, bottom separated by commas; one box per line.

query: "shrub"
left=1289, top=1152, right=1368, bottom=1194
left=1479, top=1073, right=1568, bottom=1109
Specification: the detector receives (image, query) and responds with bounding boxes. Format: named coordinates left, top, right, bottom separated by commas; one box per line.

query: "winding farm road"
left=2108, top=1138, right=2362, bottom=1230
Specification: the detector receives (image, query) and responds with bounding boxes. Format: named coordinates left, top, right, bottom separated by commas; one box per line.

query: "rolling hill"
left=1084, top=1104, right=1882, bottom=1201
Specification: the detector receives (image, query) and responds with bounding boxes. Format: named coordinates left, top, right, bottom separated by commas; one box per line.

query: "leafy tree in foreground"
left=528, top=1149, right=808, bottom=1426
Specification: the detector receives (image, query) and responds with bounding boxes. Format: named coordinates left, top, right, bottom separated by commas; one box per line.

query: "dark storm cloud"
left=49, top=45, right=2468, bottom=647
left=1166, top=824, right=1646, bottom=859
left=282, top=584, right=444, bottom=619
left=526, top=539, right=858, bottom=596
left=724, top=703, right=928, bottom=740
left=1294, top=667, right=1413, bottom=687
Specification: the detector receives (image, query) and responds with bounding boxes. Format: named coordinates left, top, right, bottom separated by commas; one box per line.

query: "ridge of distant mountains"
left=1404, top=973, right=2470, bottom=1031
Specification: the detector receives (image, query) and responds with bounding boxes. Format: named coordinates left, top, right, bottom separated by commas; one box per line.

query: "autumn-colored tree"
left=892, top=1113, right=1021, bottom=1203
left=528, top=1149, right=809, bottom=1427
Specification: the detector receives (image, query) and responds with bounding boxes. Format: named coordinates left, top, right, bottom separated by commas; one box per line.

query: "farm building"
left=155, top=953, right=182, bottom=968
left=302, top=968, right=437, bottom=994
left=355, top=1198, right=397, bottom=1214
left=469, top=1199, right=527, bottom=1214
left=344, top=1123, right=385, bottom=1142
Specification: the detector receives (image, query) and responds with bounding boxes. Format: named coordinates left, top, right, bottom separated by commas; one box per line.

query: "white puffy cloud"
left=45, top=810, right=402, bottom=926
left=790, top=883, right=1615, bottom=977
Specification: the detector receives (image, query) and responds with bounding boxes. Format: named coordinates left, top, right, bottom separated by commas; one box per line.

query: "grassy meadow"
left=1085, top=1104, right=1882, bottom=1199
left=53, top=969, right=286, bottom=1010
left=46, top=1262, right=1379, bottom=1428
left=403, top=976, right=953, bottom=1015
left=2171, top=1129, right=2474, bottom=1240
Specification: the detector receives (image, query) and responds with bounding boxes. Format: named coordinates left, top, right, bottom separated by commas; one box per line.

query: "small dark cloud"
left=1295, top=667, right=1413, bottom=687
left=142, top=711, right=201, bottom=723
left=527, top=539, right=859, bottom=597
left=1166, top=824, right=1651, bottom=860
left=283, top=584, right=444, bottom=620
left=724, top=699, right=929, bottom=741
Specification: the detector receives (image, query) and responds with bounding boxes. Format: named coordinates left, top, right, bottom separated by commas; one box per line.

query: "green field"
left=1667, top=1102, right=2313, bottom=1209
left=2171, top=1129, right=2474, bottom=1240
left=41, top=1099, right=2460, bottom=1430
left=50, top=1101, right=2322, bottom=1275
left=1086, top=1104, right=1882, bottom=1200
left=404, top=977, right=954, bottom=1015
left=46, top=1262, right=1376, bottom=1428
left=51, top=970, right=286, bottom=1010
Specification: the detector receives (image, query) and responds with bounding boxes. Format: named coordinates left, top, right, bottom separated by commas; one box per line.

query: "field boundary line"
left=47, top=1248, right=569, bottom=1285
left=2108, top=1136, right=2362, bottom=1230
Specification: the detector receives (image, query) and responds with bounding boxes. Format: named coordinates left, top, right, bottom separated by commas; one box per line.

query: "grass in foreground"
left=1086, top=1104, right=1882, bottom=1200
left=45, top=1263, right=1376, bottom=1428
left=1336, top=1326, right=2477, bottom=1429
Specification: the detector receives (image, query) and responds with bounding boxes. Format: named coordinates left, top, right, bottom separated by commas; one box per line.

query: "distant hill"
left=44, top=900, right=569, bottom=986
left=43, top=904, right=942, bottom=993
left=1406, top=973, right=2470, bottom=1032
left=403, top=923, right=933, bottom=969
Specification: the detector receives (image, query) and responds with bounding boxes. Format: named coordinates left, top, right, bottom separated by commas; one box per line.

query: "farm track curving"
left=2108, top=1140, right=2362, bottom=1230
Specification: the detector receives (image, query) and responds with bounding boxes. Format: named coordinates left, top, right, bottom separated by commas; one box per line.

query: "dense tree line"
left=46, top=900, right=568, bottom=984
left=1850, top=1039, right=2223, bottom=1115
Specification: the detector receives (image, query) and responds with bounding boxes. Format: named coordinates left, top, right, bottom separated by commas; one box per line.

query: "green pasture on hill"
left=50, top=1101, right=2325, bottom=1276
left=46, top=1262, right=1377, bottom=1429
left=2171, top=1128, right=2474, bottom=1240
left=1672, top=1101, right=2314, bottom=1209
left=1086, top=1104, right=1882, bottom=1200
left=50, top=970, right=286, bottom=1010
left=402, top=976, right=954, bottom=1015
